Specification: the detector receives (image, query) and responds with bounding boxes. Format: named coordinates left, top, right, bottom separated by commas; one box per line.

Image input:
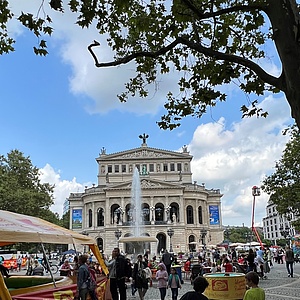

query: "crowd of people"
left=0, top=245, right=297, bottom=300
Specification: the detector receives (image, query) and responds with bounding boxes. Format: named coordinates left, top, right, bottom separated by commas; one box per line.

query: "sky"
left=0, top=1, right=294, bottom=227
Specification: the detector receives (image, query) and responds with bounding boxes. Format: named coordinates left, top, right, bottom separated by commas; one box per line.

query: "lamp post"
left=224, top=226, right=230, bottom=242
left=114, top=229, right=122, bottom=247
left=200, top=229, right=208, bottom=251
left=167, top=228, right=174, bottom=252
left=82, top=231, right=89, bottom=253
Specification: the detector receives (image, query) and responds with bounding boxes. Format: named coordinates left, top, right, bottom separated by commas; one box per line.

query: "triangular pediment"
left=97, top=146, right=192, bottom=161
left=105, top=178, right=182, bottom=190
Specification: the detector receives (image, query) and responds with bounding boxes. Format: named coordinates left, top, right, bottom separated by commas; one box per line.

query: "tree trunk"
left=266, top=0, right=300, bottom=127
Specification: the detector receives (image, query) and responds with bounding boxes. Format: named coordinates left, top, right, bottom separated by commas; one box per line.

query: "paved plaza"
left=127, top=262, right=300, bottom=300
left=10, top=261, right=300, bottom=299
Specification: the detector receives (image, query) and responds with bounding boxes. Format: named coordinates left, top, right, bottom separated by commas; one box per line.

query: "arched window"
left=142, top=203, right=150, bottom=222
left=198, top=206, right=203, bottom=224
left=156, top=233, right=166, bottom=254
left=188, top=235, right=196, bottom=252
left=170, top=203, right=179, bottom=223
left=97, top=208, right=104, bottom=226
left=186, top=205, right=194, bottom=224
left=88, top=209, right=92, bottom=227
left=155, top=204, right=164, bottom=222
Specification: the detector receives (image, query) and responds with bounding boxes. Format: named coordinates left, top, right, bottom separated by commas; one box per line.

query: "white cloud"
left=189, top=94, right=292, bottom=227
left=39, top=164, right=85, bottom=216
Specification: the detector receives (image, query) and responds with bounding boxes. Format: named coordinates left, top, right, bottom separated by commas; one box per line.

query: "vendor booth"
left=0, top=210, right=108, bottom=300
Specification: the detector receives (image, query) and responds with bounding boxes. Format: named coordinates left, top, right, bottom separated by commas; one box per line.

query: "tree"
left=262, top=127, right=300, bottom=229
left=0, top=150, right=56, bottom=221
left=2, top=1, right=300, bottom=128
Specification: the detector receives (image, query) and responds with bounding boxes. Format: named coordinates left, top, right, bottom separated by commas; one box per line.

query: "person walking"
left=105, top=247, right=131, bottom=300
left=156, top=263, right=169, bottom=300
left=243, top=271, right=265, bottom=300
left=285, top=246, right=295, bottom=278
left=162, top=250, right=173, bottom=274
left=76, top=255, right=89, bottom=300
left=168, top=267, right=181, bottom=300
left=17, top=255, right=22, bottom=272
left=132, top=254, right=149, bottom=300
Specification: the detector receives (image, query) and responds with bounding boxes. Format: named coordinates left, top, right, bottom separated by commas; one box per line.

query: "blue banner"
left=72, top=209, right=82, bottom=229
left=209, top=205, right=220, bottom=225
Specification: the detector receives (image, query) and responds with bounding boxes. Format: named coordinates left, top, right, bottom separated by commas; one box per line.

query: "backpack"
left=86, top=267, right=97, bottom=292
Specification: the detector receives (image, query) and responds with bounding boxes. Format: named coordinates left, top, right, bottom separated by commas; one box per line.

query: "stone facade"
left=68, top=138, right=224, bottom=256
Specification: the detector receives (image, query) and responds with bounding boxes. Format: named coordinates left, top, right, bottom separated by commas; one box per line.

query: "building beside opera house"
left=68, top=136, right=224, bottom=256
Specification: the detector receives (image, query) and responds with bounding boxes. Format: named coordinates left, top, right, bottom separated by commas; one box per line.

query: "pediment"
left=105, top=178, right=182, bottom=190
left=97, top=146, right=192, bottom=161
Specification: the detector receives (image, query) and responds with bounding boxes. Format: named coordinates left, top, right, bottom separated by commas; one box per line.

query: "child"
left=168, top=267, right=182, bottom=300
left=179, top=276, right=209, bottom=300
left=243, top=271, right=265, bottom=300
left=222, top=258, right=233, bottom=272
left=156, top=263, right=168, bottom=300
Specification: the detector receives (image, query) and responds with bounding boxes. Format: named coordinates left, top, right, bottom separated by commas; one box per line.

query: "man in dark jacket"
left=106, top=247, right=131, bottom=300
left=285, top=246, right=295, bottom=278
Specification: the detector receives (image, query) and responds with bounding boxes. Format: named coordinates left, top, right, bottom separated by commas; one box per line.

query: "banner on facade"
left=209, top=205, right=220, bottom=225
left=72, top=209, right=83, bottom=229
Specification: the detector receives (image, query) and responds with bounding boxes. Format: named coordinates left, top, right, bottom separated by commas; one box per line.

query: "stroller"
left=190, top=264, right=203, bottom=284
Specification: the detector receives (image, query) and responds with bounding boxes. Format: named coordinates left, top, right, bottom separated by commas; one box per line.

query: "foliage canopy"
left=2, top=0, right=300, bottom=128
left=262, top=127, right=300, bottom=229
left=0, top=150, right=57, bottom=222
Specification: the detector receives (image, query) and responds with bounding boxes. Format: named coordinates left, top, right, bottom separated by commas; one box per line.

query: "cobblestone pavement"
left=127, top=262, right=300, bottom=300
left=12, top=262, right=300, bottom=299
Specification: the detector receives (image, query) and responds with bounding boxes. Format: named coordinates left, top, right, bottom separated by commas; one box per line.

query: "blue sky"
left=0, top=1, right=294, bottom=227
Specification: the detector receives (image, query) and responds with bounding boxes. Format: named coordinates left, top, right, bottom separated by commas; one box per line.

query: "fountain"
left=118, top=168, right=157, bottom=255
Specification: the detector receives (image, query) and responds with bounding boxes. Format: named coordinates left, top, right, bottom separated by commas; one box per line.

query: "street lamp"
left=224, top=226, right=230, bottom=242
left=114, top=229, right=122, bottom=246
left=167, top=228, right=174, bottom=252
left=200, top=229, right=208, bottom=250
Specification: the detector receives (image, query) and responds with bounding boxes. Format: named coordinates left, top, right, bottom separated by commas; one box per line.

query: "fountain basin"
left=203, top=273, right=246, bottom=300
left=119, top=236, right=157, bottom=243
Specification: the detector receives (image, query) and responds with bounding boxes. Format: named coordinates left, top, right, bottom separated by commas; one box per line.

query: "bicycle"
left=42, top=261, right=59, bottom=274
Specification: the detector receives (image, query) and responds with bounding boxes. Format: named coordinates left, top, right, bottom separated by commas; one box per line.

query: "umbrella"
left=62, top=249, right=76, bottom=255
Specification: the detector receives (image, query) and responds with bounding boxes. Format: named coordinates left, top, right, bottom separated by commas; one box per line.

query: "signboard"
left=72, top=209, right=82, bottom=229
left=209, top=205, right=220, bottom=225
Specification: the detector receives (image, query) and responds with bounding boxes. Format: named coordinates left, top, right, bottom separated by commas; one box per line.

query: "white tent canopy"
left=0, top=210, right=95, bottom=246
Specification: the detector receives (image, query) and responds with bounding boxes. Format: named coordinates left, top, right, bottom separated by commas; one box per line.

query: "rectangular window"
left=136, top=164, right=140, bottom=171
left=163, top=163, right=168, bottom=171
left=270, top=219, right=272, bottom=225
left=108, top=165, right=112, bottom=173
left=149, top=164, right=154, bottom=172
left=122, top=165, right=126, bottom=172
left=177, top=163, right=182, bottom=171
left=170, top=163, right=175, bottom=171
left=115, top=165, right=119, bottom=173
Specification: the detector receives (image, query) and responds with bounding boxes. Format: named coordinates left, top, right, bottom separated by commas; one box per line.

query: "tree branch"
left=181, top=0, right=267, bottom=19
left=88, top=36, right=281, bottom=89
